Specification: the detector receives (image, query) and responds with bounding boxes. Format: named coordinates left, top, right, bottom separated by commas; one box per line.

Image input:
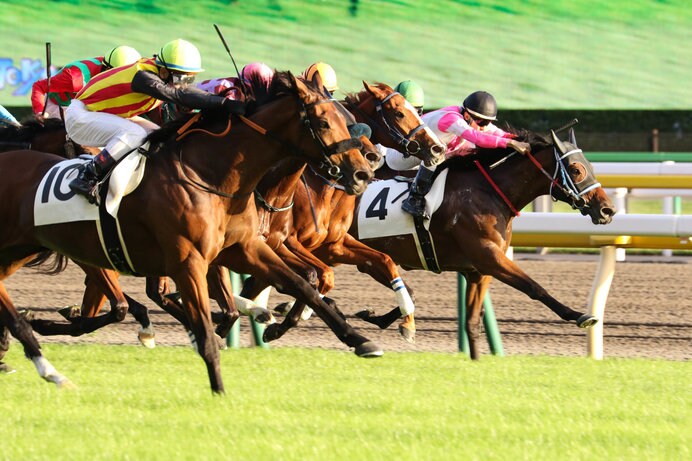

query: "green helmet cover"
left=394, top=80, right=424, bottom=108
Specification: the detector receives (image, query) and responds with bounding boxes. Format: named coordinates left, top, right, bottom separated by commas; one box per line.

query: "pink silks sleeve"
left=461, top=127, right=510, bottom=149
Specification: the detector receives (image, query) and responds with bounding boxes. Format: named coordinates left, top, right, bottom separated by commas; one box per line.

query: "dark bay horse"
left=0, top=118, right=95, bottom=157
left=236, top=83, right=446, bottom=343
left=0, top=72, right=378, bottom=392
left=352, top=128, right=616, bottom=359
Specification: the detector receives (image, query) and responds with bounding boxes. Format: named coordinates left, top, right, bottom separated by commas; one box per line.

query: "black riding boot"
left=68, top=149, right=115, bottom=204
left=401, top=166, right=436, bottom=219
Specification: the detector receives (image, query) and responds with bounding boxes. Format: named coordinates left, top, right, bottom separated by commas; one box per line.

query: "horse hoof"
left=355, top=308, right=375, bottom=321
left=215, top=334, right=228, bottom=351
left=300, top=306, right=314, bottom=321
left=262, top=324, right=281, bottom=343
left=57, top=305, right=80, bottom=321
left=18, top=309, right=36, bottom=322
left=0, top=362, right=16, bottom=374
left=273, top=302, right=293, bottom=316
left=56, top=378, right=77, bottom=390
left=577, top=314, right=598, bottom=329
left=354, top=341, right=383, bottom=358
left=398, top=325, right=416, bottom=344
left=138, top=332, right=156, bottom=349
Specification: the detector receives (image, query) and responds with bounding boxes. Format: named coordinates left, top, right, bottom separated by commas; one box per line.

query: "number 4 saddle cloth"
left=357, top=168, right=449, bottom=240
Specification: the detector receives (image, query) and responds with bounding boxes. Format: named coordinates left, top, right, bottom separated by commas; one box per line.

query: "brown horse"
left=0, top=118, right=155, bottom=348
left=235, top=83, right=446, bottom=343
left=0, top=71, right=378, bottom=393
left=351, top=127, right=616, bottom=359
left=0, top=118, right=95, bottom=158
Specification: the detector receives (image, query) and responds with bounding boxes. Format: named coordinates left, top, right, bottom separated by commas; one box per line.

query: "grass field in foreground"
left=2, top=344, right=689, bottom=460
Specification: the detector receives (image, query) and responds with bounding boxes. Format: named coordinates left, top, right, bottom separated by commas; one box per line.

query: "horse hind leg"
left=0, top=282, right=73, bottom=387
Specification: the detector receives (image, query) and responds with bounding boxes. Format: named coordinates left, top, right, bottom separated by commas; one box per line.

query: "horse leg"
left=169, top=258, right=224, bottom=394
left=314, top=234, right=417, bottom=343
left=122, top=293, right=155, bottom=348
left=216, top=240, right=382, bottom=357
left=29, top=266, right=131, bottom=337
left=206, top=265, right=239, bottom=340
left=463, top=273, right=492, bottom=360
left=470, top=244, right=597, bottom=327
left=145, top=276, right=191, bottom=327
left=0, top=281, right=72, bottom=387
left=0, top=325, right=14, bottom=373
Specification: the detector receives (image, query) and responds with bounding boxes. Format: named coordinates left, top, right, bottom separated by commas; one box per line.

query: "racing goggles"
left=171, top=72, right=196, bottom=86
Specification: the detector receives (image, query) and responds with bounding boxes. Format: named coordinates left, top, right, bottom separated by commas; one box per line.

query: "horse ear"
left=293, top=74, right=310, bottom=101
left=568, top=127, right=577, bottom=146
left=363, top=81, right=385, bottom=99
left=550, top=129, right=567, bottom=153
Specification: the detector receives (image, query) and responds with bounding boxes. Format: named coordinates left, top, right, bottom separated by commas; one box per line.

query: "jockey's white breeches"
left=384, top=145, right=423, bottom=171
left=65, top=100, right=159, bottom=161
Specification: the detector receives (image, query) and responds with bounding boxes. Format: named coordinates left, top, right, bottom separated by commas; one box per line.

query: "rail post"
left=226, top=271, right=269, bottom=349
left=457, top=273, right=504, bottom=356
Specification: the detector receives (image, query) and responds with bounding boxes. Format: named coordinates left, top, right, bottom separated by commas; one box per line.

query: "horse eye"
left=319, top=120, right=330, bottom=130
left=395, top=111, right=405, bottom=119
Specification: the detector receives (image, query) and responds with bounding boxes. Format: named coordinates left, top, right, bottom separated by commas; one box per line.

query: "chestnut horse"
left=235, top=83, right=446, bottom=343
left=352, top=127, right=616, bottom=359
left=0, top=72, right=378, bottom=393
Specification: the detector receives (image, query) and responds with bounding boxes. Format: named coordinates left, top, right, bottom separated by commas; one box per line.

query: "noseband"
left=548, top=146, right=601, bottom=210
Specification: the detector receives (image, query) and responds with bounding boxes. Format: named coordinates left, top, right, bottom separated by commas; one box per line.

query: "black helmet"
left=462, top=91, right=497, bottom=121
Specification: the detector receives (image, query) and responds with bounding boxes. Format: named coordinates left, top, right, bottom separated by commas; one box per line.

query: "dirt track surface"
left=4, top=254, right=691, bottom=360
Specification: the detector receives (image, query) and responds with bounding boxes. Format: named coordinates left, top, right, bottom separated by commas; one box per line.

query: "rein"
left=238, top=96, right=362, bottom=180
left=254, top=188, right=294, bottom=212
left=300, top=173, right=322, bottom=234
left=479, top=145, right=598, bottom=215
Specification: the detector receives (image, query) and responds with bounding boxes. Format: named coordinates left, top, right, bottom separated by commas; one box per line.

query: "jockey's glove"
left=222, top=99, right=247, bottom=116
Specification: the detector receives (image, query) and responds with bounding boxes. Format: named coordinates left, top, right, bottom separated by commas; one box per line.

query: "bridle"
left=240, top=95, right=362, bottom=180
left=349, top=91, right=428, bottom=156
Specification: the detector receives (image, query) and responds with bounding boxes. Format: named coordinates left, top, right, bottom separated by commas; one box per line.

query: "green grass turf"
left=1, top=0, right=690, bottom=109
left=1, top=344, right=689, bottom=460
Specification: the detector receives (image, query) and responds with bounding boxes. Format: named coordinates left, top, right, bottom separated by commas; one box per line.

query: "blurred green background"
left=1, top=0, right=690, bottom=110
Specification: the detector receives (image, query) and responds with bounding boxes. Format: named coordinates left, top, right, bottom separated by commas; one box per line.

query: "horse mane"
left=147, top=70, right=324, bottom=151
left=437, top=125, right=553, bottom=175
left=343, top=82, right=393, bottom=106
left=0, top=117, right=66, bottom=143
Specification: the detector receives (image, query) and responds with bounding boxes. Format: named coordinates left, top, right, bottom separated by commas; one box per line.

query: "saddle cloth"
left=33, top=152, right=147, bottom=226
left=357, top=168, right=449, bottom=240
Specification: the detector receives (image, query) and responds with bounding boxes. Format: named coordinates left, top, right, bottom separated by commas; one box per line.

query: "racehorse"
left=0, top=71, right=378, bottom=393
left=236, top=83, right=446, bottom=343
left=0, top=118, right=95, bottom=157
left=351, top=127, right=615, bottom=359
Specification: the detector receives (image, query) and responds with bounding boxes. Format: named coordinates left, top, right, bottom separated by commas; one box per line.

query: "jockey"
left=65, top=38, right=246, bottom=204
left=196, top=61, right=274, bottom=99
left=302, top=61, right=371, bottom=140
left=303, top=62, right=338, bottom=96
left=394, top=80, right=425, bottom=115
left=31, top=46, right=141, bottom=122
left=0, top=104, right=20, bottom=127
left=395, top=90, right=531, bottom=219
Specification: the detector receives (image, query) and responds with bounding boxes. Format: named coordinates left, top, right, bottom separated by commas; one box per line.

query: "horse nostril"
left=354, top=169, right=372, bottom=183
left=364, top=151, right=381, bottom=165
left=432, top=144, right=445, bottom=156
left=601, top=206, right=616, bottom=217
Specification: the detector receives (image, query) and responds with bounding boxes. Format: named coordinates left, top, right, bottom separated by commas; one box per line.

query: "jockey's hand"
left=508, top=139, right=531, bottom=155
left=222, top=99, right=246, bottom=116
left=34, top=112, right=46, bottom=125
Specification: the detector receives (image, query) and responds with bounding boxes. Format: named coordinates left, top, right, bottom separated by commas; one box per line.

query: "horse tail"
left=24, top=250, right=69, bottom=275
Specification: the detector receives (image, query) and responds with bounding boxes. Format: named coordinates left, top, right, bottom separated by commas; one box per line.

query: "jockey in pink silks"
left=381, top=90, right=531, bottom=219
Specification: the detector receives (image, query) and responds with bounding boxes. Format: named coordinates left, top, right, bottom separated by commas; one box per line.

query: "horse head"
left=548, top=128, right=615, bottom=224
left=350, top=82, right=446, bottom=166
left=285, top=73, right=374, bottom=195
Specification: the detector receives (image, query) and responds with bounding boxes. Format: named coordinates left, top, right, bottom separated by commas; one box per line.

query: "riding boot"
left=68, top=149, right=115, bottom=204
left=401, top=166, right=436, bottom=219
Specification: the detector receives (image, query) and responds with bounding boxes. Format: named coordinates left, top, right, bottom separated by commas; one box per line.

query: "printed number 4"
left=365, top=187, right=389, bottom=220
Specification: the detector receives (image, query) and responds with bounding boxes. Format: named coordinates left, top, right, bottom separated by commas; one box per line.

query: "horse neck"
left=345, top=93, right=391, bottom=147
left=492, top=146, right=558, bottom=212
left=256, top=157, right=307, bottom=204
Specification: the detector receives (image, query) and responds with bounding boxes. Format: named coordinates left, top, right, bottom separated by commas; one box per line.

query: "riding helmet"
left=462, top=90, right=498, bottom=121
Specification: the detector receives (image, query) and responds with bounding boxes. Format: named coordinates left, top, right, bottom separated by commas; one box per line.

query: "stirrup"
left=402, top=196, right=429, bottom=220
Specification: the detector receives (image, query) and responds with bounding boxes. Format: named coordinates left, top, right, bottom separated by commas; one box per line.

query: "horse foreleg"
left=206, top=265, right=240, bottom=339
left=169, top=258, right=223, bottom=394
left=314, top=234, right=417, bottom=343
left=472, top=245, right=596, bottom=327
left=0, top=281, right=72, bottom=387
left=216, top=240, right=382, bottom=357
